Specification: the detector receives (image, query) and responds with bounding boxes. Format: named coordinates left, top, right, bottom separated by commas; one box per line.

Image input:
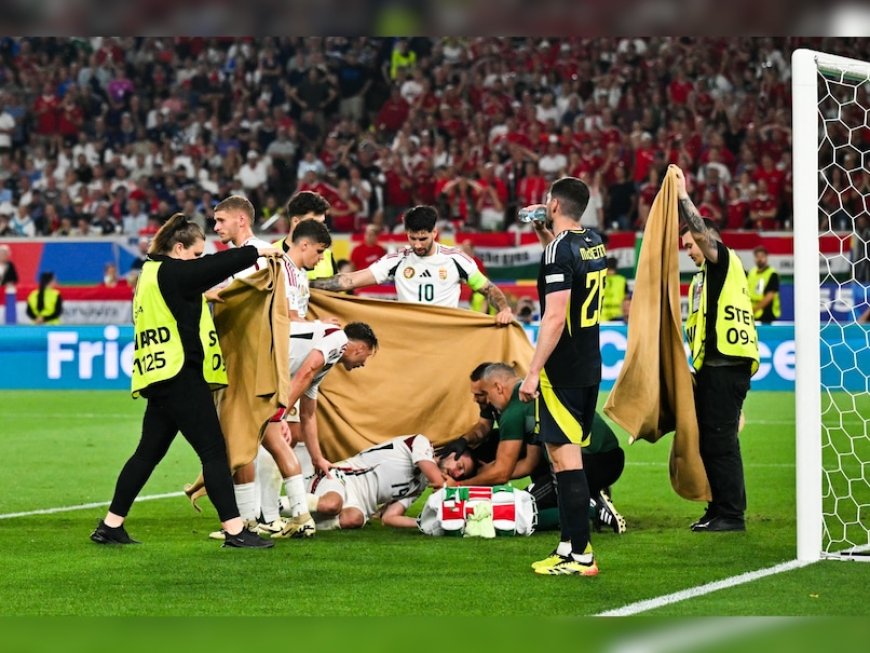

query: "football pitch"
left=1, top=389, right=868, bottom=623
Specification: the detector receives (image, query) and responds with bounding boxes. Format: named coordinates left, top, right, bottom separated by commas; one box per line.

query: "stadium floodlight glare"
left=792, top=49, right=870, bottom=562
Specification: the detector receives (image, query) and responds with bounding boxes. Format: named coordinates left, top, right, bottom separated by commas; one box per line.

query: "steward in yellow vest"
left=674, top=163, right=757, bottom=532
left=26, top=271, right=63, bottom=325
left=92, top=212, right=277, bottom=549
left=601, top=257, right=628, bottom=322
left=746, top=245, right=781, bottom=324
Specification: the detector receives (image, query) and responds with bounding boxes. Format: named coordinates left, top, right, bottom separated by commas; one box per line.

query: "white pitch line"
left=0, top=491, right=184, bottom=520
left=597, top=559, right=816, bottom=617
left=625, top=461, right=794, bottom=468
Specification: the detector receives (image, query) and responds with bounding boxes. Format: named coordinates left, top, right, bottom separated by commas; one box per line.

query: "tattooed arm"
left=480, top=280, right=514, bottom=326
left=670, top=164, right=720, bottom=265
left=310, top=267, right=378, bottom=292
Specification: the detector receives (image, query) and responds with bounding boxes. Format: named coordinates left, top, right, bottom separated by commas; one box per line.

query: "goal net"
left=793, top=49, right=870, bottom=561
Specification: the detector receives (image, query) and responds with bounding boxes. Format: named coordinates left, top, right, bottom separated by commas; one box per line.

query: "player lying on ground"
left=280, top=434, right=475, bottom=529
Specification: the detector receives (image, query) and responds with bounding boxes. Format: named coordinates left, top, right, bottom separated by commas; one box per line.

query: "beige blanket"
left=185, top=258, right=291, bottom=508
left=308, top=291, right=535, bottom=461
left=603, top=168, right=711, bottom=501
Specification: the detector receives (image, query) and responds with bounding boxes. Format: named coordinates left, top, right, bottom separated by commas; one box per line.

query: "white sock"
left=571, top=551, right=594, bottom=564
left=256, top=448, right=282, bottom=523
left=556, top=540, right=572, bottom=557
left=306, top=493, right=320, bottom=513
left=283, top=475, right=307, bottom=517
left=315, top=515, right=340, bottom=531
left=234, top=482, right=258, bottom=522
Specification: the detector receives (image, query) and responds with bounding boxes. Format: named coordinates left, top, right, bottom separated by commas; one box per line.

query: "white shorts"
left=308, top=469, right=379, bottom=526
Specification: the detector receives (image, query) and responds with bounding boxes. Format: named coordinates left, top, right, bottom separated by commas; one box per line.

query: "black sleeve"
left=6, top=263, right=18, bottom=284
left=159, top=246, right=260, bottom=296
left=709, top=241, right=730, bottom=270
left=766, top=272, right=780, bottom=293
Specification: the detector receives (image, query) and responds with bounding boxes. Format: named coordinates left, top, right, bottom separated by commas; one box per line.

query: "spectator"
left=606, top=165, right=637, bottom=230
left=0, top=244, right=18, bottom=286
left=350, top=224, right=387, bottom=271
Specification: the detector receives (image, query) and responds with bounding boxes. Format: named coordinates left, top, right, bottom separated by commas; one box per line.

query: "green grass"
left=1, top=390, right=868, bottom=617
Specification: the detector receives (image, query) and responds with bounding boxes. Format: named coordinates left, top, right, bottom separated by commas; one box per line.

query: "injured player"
left=279, top=434, right=475, bottom=530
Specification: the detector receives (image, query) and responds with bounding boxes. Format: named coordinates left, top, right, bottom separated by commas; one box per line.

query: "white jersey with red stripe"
left=286, top=256, right=311, bottom=318
left=289, top=320, right=348, bottom=399
left=323, top=434, right=435, bottom=511
left=367, top=243, right=487, bottom=307
left=215, top=237, right=295, bottom=305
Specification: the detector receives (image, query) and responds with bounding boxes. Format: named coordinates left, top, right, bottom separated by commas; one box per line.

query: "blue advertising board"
left=0, top=324, right=867, bottom=392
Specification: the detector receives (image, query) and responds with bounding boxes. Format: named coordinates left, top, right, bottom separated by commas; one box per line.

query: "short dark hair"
left=292, top=219, right=332, bottom=247
left=606, top=256, right=618, bottom=270
left=753, top=245, right=768, bottom=255
left=549, top=177, right=590, bottom=220
left=404, top=205, right=438, bottom=232
left=470, top=362, right=495, bottom=382
left=286, top=190, right=330, bottom=218
left=482, top=362, right=517, bottom=382
left=344, top=322, right=378, bottom=351
left=679, top=218, right=721, bottom=238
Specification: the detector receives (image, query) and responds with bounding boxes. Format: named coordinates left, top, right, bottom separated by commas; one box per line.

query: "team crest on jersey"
left=403, top=267, right=415, bottom=279
left=438, top=267, right=447, bottom=280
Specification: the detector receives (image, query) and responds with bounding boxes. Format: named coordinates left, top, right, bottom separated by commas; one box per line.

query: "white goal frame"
left=792, top=48, right=870, bottom=562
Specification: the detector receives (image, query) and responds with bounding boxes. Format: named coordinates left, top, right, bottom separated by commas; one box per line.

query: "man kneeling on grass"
left=281, top=434, right=475, bottom=529
left=439, top=362, right=626, bottom=534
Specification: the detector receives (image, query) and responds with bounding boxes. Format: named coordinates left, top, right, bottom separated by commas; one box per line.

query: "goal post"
left=792, top=49, right=870, bottom=562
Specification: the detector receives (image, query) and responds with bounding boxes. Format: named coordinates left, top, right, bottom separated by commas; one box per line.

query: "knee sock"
left=556, top=469, right=592, bottom=560
left=256, top=448, right=282, bottom=522
left=283, top=475, right=307, bottom=517
left=234, top=482, right=258, bottom=522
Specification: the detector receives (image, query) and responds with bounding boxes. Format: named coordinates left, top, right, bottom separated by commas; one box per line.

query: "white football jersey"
left=368, top=244, right=487, bottom=307
left=217, top=237, right=295, bottom=306
left=289, top=320, right=348, bottom=399
left=286, top=257, right=311, bottom=318
left=333, top=434, right=436, bottom=508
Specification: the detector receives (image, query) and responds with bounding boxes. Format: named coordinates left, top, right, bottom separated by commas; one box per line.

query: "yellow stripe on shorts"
left=539, top=369, right=589, bottom=446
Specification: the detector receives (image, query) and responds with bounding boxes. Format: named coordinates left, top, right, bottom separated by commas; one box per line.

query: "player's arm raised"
left=479, top=279, right=514, bottom=326
left=310, top=267, right=378, bottom=292
left=670, top=164, right=719, bottom=265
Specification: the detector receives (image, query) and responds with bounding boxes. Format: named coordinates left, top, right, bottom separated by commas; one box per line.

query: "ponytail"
left=36, top=271, right=54, bottom=312
left=149, top=213, right=205, bottom=256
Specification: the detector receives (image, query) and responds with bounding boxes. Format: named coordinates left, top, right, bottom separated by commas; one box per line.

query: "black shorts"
left=535, top=380, right=599, bottom=446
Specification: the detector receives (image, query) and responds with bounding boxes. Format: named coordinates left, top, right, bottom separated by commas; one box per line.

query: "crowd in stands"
left=0, top=36, right=868, bottom=240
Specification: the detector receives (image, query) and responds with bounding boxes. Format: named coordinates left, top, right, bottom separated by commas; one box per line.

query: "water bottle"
left=518, top=206, right=548, bottom=223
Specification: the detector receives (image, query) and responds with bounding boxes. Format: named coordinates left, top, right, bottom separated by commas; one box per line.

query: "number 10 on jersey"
left=418, top=283, right=434, bottom=302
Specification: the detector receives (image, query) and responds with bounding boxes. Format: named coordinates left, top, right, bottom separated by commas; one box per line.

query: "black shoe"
left=90, top=520, right=140, bottom=544
left=691, top=516, right=745, bottom=532
left=594, top=489, right=626, bottom=534
left=690, top=508, right=717, bottom=530
left=222, top=528, right=274, bottom=548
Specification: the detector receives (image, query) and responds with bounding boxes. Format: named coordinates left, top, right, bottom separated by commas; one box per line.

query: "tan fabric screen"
left=603, top=168, right=711, bottom=501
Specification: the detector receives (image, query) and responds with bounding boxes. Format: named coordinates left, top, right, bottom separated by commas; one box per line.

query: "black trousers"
left=109, top=368, right=240, bottom=523
left=529, top=447, right=626, bottom=511
left=694, top=363, right=751, bottom=520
